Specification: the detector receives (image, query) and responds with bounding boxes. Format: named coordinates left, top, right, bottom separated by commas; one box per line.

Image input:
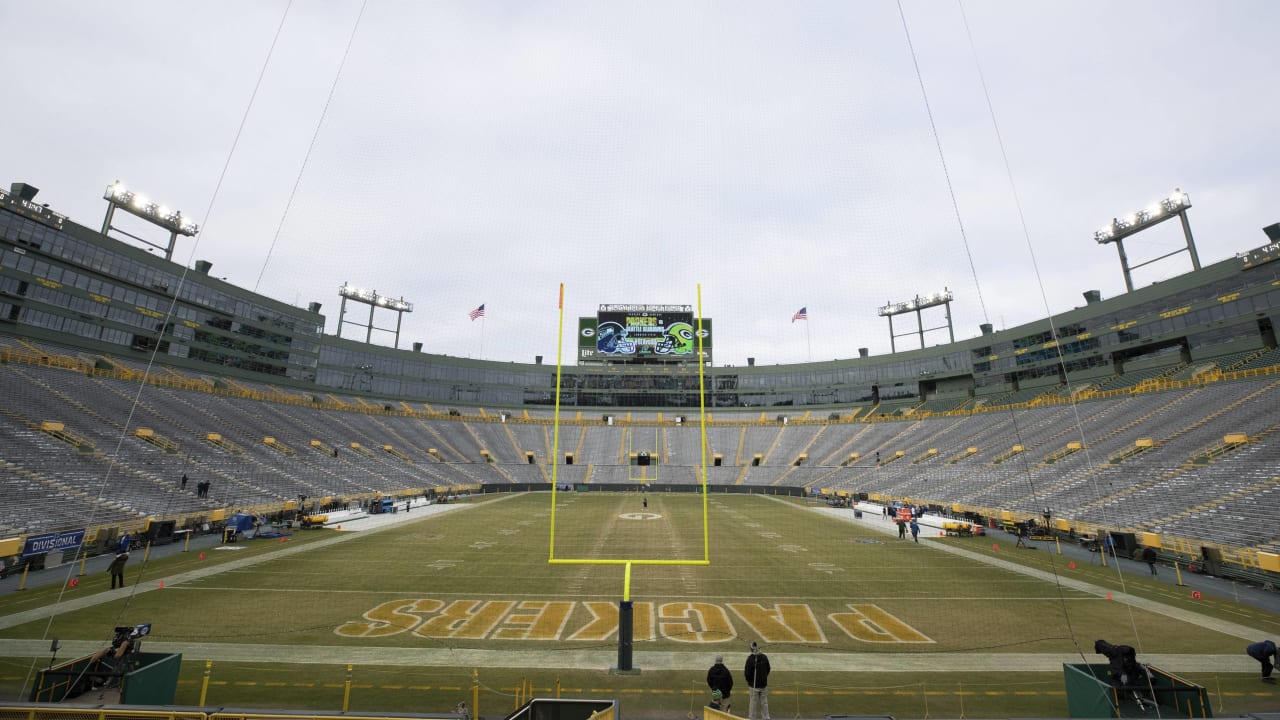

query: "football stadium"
left=4, top=4, right=1280, bottom=720
left=3, top=178, right=1280, bottom=718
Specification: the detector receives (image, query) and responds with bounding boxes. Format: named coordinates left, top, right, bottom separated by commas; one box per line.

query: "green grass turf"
left=1, top=492, right=1277, bottom=716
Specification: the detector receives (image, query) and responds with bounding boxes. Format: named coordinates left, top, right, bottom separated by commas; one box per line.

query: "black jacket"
left=1094, top=639, right=1143, bottom=686
left=707, top=662, right=733, bottom=697
left=744, top=652, right=770, bottom=689
left=107, top=552, right=129, bottom=574
left=1247, top=640, right=1277, bottom=662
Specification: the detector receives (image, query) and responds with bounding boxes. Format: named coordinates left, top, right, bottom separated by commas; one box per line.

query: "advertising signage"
left=22, top=529, right=86, bottom=558
left=578, top=304, right=711, bottom=364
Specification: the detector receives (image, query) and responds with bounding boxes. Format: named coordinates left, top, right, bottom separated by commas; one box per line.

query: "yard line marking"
left=159, top=586, right=1101, bottom=601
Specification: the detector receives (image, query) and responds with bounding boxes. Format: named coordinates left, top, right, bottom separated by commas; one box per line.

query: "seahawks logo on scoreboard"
left=578, top=307, right=712, bottom=364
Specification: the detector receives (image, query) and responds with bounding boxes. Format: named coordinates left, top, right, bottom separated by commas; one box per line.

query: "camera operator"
left=61, top=625, right=150, bottom=699
left=1094, top=639, right=1154, bottom=709
left=89, top=625, right=151, bottom=677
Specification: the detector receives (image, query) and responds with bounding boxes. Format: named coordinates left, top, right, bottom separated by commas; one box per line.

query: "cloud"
left=4, top=0, right=1278, bottom=368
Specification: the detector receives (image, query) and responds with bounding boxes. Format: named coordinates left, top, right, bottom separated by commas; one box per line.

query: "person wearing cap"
left=1246, top=639, right=1277, bottom=683
left=107, top=551, right=129, bottom=589
left=707, top=654, right=734, bottom=713
left=744, top=642, right=771, bottom=720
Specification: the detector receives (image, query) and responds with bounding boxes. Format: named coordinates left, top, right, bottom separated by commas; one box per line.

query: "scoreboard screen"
left=1239, top=241, right=1280, bottom=270
left=578, top=304, right=712, bottom=364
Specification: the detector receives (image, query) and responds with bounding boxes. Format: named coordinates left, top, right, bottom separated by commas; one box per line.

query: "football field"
left=1, top=491, right=1277, bottom=717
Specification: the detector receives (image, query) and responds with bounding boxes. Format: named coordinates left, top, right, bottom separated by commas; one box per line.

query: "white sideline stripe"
left=159, top=586, right=1102, bottom=601
left=0, top=498, right=508, bottom=632
left=786, top=497, right=1276, bottom=641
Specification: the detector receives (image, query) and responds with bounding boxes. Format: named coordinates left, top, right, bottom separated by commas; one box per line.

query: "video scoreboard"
left=1238, top=241, right=1280, bottom=270
left=578, top=304, right=712, bottom=364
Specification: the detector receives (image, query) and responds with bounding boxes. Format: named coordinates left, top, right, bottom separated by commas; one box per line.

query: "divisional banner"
left=23, top=529, right=85, bottom=557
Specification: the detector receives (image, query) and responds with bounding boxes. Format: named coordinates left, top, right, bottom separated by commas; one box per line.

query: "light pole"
left=336, top=283, right=414, bottom=348
left=100, top=181, right=199, bottom=261
left=1094, top=189, right=1199, bottom=292
left=878, top=289, right=955, bottom=353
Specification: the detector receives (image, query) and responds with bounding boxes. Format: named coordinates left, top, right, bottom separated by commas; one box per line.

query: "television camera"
left=1094, top=638, right=1155, bottom=710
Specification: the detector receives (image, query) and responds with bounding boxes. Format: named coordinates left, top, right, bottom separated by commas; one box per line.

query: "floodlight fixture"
left=336, top=282, right=415, bottom=349
left=104, top=182, right=199, bottom=235
left=1093, top=188, right=1200, bottom=292
left=100, top=181, right=198, bottom=261
left=878, top=288, right=955, bottom=353
left=338, top=283, right=414, bottom=312
left=878, top=289, right=953, bottom=317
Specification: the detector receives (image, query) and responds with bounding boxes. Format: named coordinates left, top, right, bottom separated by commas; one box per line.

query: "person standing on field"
left=744, top=642, right=770, bottom=720
left=107, top=551, right=129, bottom=589
left=707, top=654, right=734, bottom=714
left=1142, top=546, right=1159, bottom=575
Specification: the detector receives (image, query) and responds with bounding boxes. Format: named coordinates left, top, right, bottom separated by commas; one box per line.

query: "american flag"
left=469, top=304, right=485, bottom=321
left=792, top=306, right=807, bottom=323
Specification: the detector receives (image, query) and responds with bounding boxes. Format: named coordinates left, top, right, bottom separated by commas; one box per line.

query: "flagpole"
left=806, top=316, right=812, bottom=362
left=480, top=314, right=486, bottom=359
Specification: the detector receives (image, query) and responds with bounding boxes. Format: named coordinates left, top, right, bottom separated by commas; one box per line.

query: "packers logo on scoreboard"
left=578, top=305, right=712, bottom=363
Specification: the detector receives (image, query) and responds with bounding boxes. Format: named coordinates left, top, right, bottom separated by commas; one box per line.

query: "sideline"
left=791, top=498, right=1277, bottom=642
left=0, top=638, right=1260, bottom=673
left=0, top=496, right=518, bottom=632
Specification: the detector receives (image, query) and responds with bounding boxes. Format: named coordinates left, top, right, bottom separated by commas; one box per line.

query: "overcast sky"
left=4, top=1, right=1278, bottom=366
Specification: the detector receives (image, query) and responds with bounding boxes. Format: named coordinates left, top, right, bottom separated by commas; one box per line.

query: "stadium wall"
left=5, top=181, right=1280, bottom=412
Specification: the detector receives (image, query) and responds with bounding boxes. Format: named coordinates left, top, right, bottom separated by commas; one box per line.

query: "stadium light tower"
left=1094, top=188, right=1200, bottom=293
left=100, top=181, right=199, bottom=261
left=878, top=289, right=954, bottom=353
left=336, top=283, right=414, bottom=348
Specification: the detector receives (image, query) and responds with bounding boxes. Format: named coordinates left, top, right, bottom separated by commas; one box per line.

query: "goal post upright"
left=547, top=283, right=711, bottom=672
left=548, top=282, right=565, bottom=562
left=698, top=283, right=709, bottom=562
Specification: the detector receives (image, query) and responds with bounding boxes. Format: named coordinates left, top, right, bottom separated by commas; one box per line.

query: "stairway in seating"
left=1062, top=386, right=1280, bottom=518
left=0, top=455, right=121, bottom=525
left=1085, top=390, right=1200, bottom=446
left=1158, top=379, right=1280, bottom=447
left=1143, top=474, right=1280, bottom=532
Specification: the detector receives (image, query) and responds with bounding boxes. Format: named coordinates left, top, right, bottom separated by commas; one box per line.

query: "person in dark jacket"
left=910, top=519, right=920, bottom=543
left=1094, top=639, right=1154, bottom=709
left=744, top=642, right=770, bottom=720
left=1094, top=639, right=1144, bottom=686
left=1246, top=639, right=1277, bottom=683
left=107, top=551, right=129, bottom=589
left=707, top=654, right=734, bottom=714
left=1141, top=546, right=1158, bottom=575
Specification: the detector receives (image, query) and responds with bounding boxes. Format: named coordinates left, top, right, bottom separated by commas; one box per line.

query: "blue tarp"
left=227, top=513, right=257, bottom=532
left=227, top=513, right=291, bottom=539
